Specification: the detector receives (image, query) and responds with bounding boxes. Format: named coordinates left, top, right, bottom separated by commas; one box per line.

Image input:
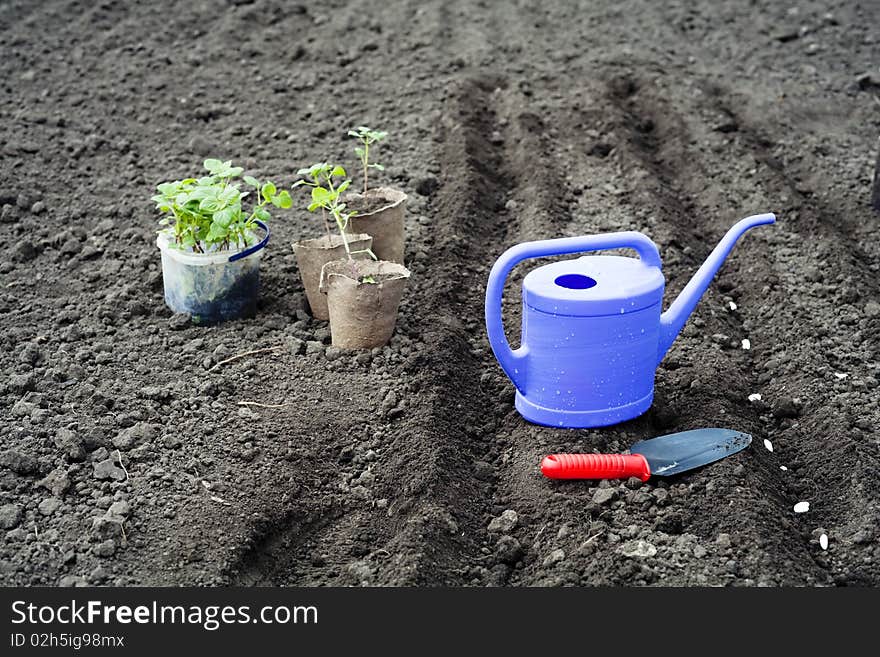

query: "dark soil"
left=346, top=189, right=399, bottom=215
left=1, top=0, right=878, bottom=587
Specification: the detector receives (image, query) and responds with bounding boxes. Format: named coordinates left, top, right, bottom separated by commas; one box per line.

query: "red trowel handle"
left=541, top=454, right=651, bottom=481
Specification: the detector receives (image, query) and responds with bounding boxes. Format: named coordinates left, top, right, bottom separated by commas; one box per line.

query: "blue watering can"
left=485, top=213, right=775, bottom=428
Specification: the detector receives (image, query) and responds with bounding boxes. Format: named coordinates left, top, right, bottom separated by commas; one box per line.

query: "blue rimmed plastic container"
left=156, top=220, right=270, bottom=324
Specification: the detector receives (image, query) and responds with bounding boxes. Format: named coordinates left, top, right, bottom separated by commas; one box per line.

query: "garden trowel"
left=541, top=428, right=752, bottom=481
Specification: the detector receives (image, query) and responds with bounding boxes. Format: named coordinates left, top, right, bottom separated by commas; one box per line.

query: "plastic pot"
left=156, top=220, right=269, bottom=324
left=344, top=187, right=407, bottom=263
left=319, top=259, right=411, bottom=349
left=292, top=233, right=372, bottom=320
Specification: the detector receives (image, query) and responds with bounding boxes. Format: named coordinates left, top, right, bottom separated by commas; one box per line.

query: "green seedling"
left=348, top=126, right=387, bottom=194
left=292, top=162, right=336, bottom=240
left=293, top=163, right=376, bottom=264
left=152, top=159, right=291, bottom=253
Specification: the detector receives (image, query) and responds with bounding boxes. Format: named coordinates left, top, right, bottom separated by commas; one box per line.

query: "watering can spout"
left=657, top=213, right=775, bottom=362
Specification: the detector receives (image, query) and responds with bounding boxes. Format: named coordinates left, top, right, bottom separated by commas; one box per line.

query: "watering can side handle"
left=485, top=232, right=662, bottom=393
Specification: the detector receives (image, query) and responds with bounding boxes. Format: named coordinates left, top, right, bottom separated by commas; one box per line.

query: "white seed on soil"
left=741, top=338, right=751, bottom=350
left=728, top=301, right=738, bottom=311
left=819, top=534, right=829, bottom=550
left=793, top=501, right=810, bottom=513
left=833, top=372, right=848, bottom=380
left=748, top=393, right=762, bottom=402
left=763, top=439, right=773, bottom=452
left=780, top=465, right=788, bottom=471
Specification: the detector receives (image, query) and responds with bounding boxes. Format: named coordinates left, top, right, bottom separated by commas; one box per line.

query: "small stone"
left=11, top=399, right=35, bottom=417
left=748, top=393, right=762, bottom=402
left=12, top=241, right=37, bottom=262
left=168, top=313, right=191, bottom=330
left=763, top=439, right=773, bottom=452
left=592, top=488, right=618, bottom=505
left=59, top=237, right=82, bottom=255
left=91, top=516, right=124, bottom=540
left=652, top=488, right=669, bottom=505
left=693, top=544, right=708, bottom=558
left=728, top=301, right=738, bottom=311
left=618, top=539, right=657, bottom=558
left=0, top=504, right=23, bottom=529
left=780, top=465, right=788, bottom=471
left=487, top=509, right=518, bottom=533
left=0, top=449, right=40, bottom=475
left=139, top=385, right=168, bottom=401
left=819, top=534, right=828, bottom=550
left=833, top=372, right=848, bottom=380
left=30, top=200, right=45, bottom=214
left=305, top=340, right=324, bottom=355
left=113, top=422, right=156, bottom=450
left=495, top=535, right=523, bottom=564
left=865, top=301, right=880, bottom=318
left=716, top=533, right=732, bottom=548
left=58, top=575, right=88, bottom=587
left=38, top=497, right=62, bottom=516
left=625, top=477, right=644, bottom=490
left=542, top=548, right=566, bottom=567
left=38, top=469, right=71, bottom=497
left=94, top=539, right=117, bottom=557
left=89, top=566, right=108, bottom=583
left=93, top=458, right=125, bottom=481
left=0, top=204, right=17, bottom=223
left=793, top=501, right=810, bottom=513
left=325, top=346, right=343, bottom=361
left=55, top=428, right=86, bottom=461
left=108, top=500, right=131, bottom=518
left=285, top=337, right=305, bottom=355
left=741, top=338, right=751, bottom=350
left=8, top=373, right=35, bottom=392
left=163, top=434, right=183, bottom=449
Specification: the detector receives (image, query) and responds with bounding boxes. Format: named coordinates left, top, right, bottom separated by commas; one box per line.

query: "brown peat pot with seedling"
left=294, top=165, right=410, bottom=349
left=152, top=159, right=291, bottom=324
left=292, top=163, right=373, bottom=320
left=342, top=127, right=407, bottom=263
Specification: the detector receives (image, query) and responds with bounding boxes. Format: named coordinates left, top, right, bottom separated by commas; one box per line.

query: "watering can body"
left=485, top=214, right=775, bottom=428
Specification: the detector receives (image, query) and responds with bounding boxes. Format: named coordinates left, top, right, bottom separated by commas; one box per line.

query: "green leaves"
left=203, top=159, right=243, bottom=178
left=348, top=125, right=388, bottom=192
left=152, top=160, right=292, bottom=253
left=348, top=126, right=387, bottom=144
left=272, top=190, right=292, bottom=209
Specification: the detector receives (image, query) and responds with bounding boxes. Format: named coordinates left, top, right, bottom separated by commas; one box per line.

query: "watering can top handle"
left=228, top=220, right=270, bottom=262
left=493, top=231, right=662, bottom=269
left=485, top=232, right=660, bottom=393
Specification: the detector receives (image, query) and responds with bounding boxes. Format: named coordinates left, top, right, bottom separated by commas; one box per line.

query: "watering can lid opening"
left=522, top=255, right=665, bottom=316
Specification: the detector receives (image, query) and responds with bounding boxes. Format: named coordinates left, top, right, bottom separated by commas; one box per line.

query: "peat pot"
left=156, top=220, right=269, bottom=324
left=320, top=259, right=411, bottom=349
left=344, top=187, right=407, bottom=263
left=292, top=233, right=372, bottom=320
